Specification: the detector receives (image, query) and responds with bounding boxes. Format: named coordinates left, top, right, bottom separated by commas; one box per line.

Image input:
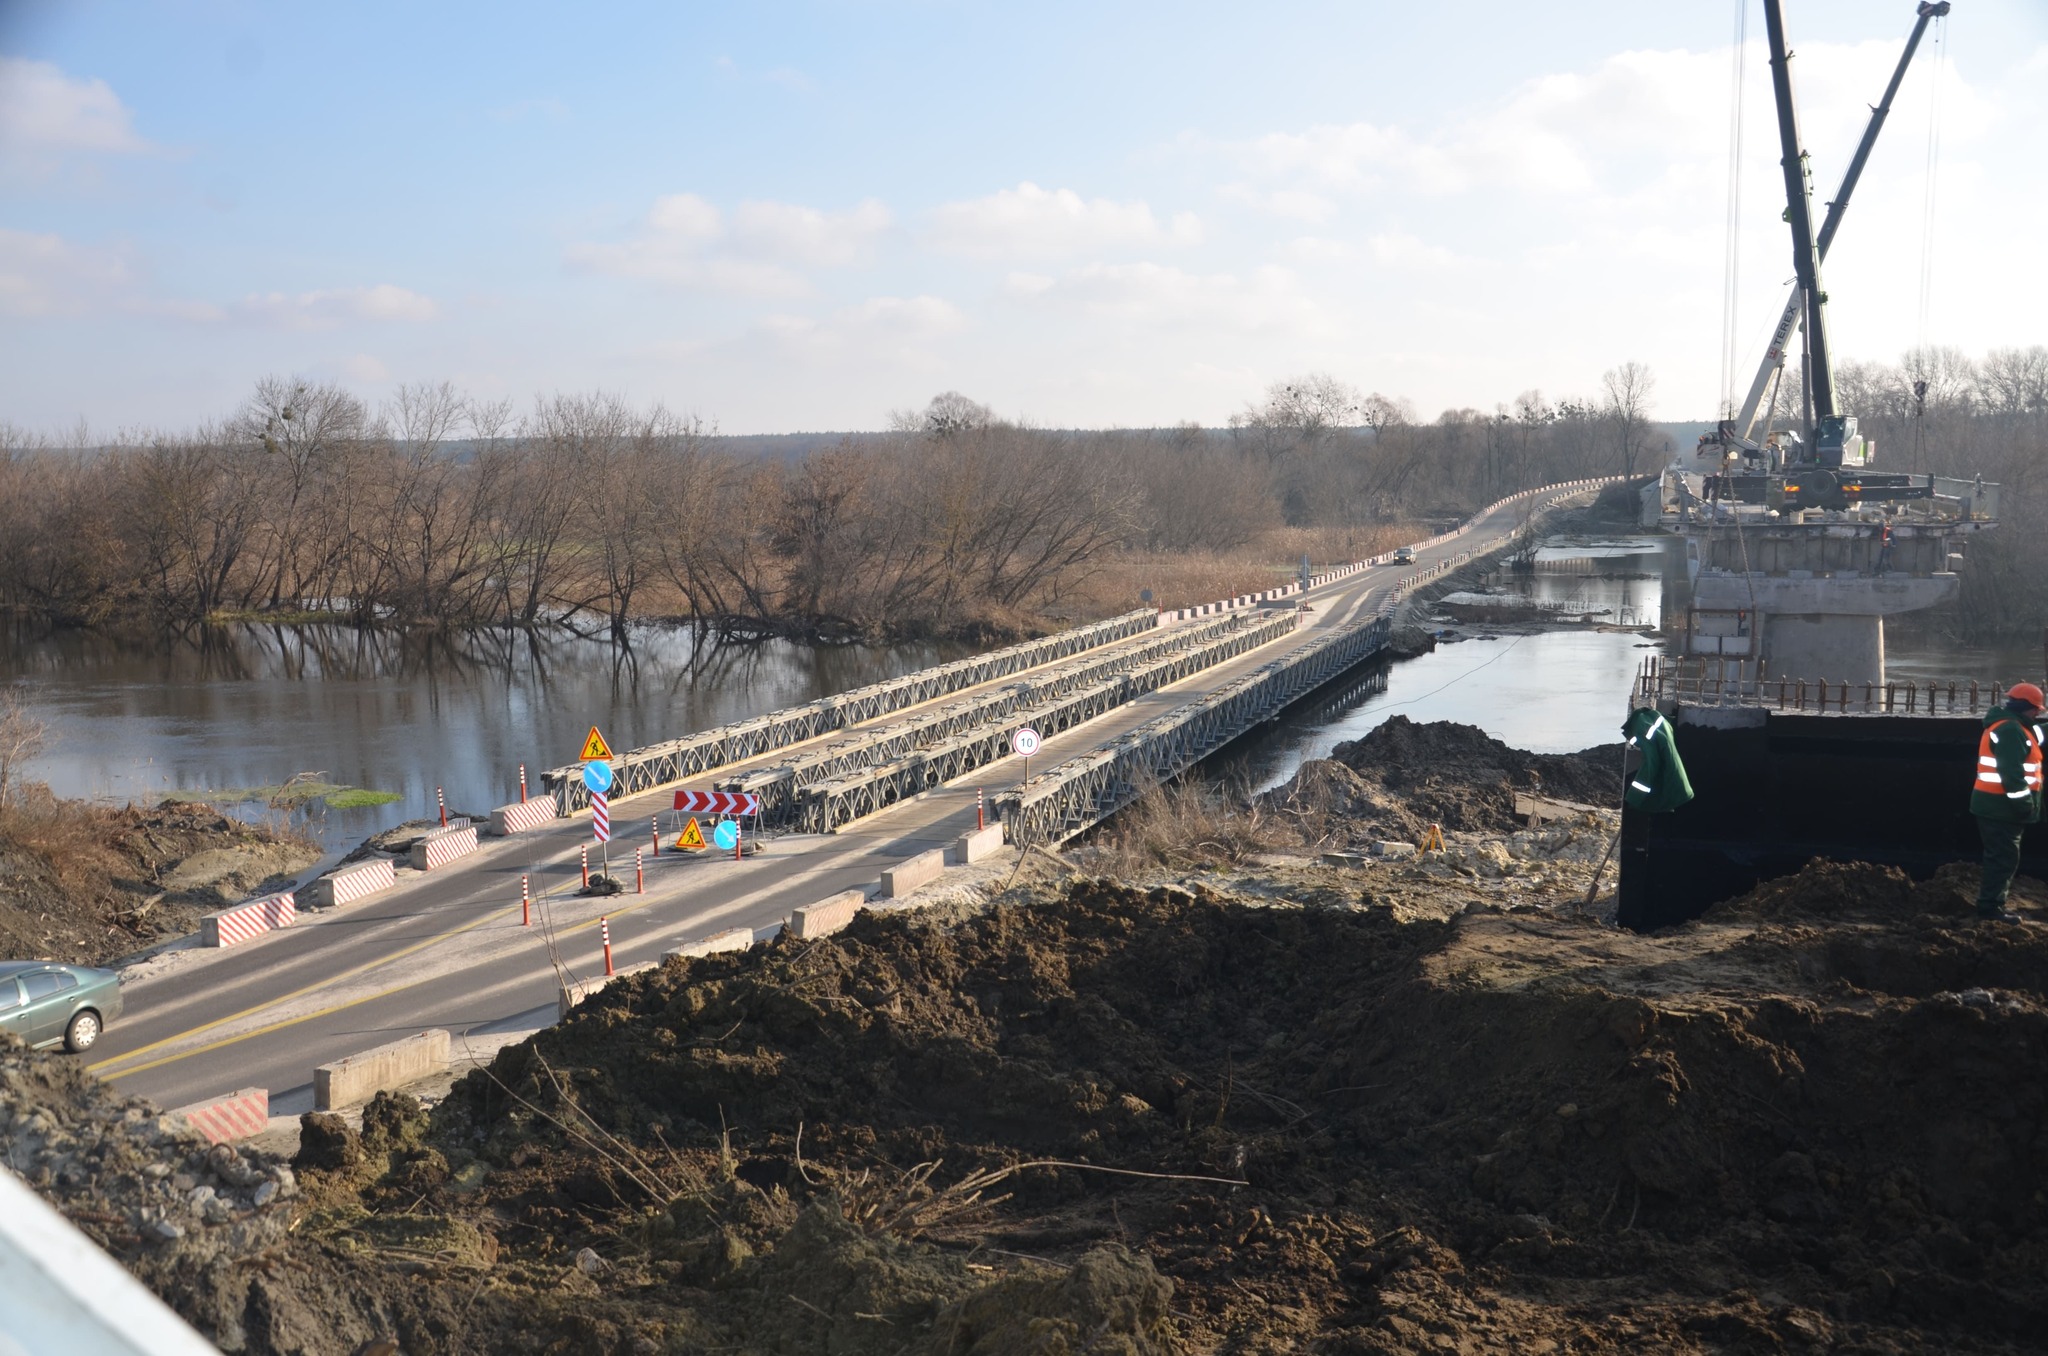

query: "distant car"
left=1392, top=546, right=1417, bottom=564
left=0, top=962, right=122, bottom=1053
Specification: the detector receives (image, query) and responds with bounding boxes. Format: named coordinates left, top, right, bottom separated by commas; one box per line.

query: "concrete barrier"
left=663, top=927, right=753, bottom=961
left=200, top=891, right=295, bottom=948
left=488, top=794, right=560, bottom=836
left=168, top=1087, right=269, bottom=1144
left=790, top=890, right=866, bottom=939
left=302, top=858, right=394, bottom=910
left=557, top=962, right=656, bottom=1020
left=947, top=823, right=1006, bottom=866
left=314, top=1030, right=451, bottom=1111
left=409, top=824, right=479, bottom=871
left=880, top=849, right=946, bottom=899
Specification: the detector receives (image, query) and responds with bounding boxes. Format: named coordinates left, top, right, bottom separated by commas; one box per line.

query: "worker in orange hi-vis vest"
left=1970, top=682, right=2045, bottom=923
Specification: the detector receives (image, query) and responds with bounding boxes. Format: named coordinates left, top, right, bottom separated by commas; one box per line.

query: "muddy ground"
left=9, top=719, right=2043, bottom=1353
left=0, top=789, right=320, bottom=965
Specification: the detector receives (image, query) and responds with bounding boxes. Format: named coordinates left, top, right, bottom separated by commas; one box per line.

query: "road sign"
left=712, top=819, right=739, bottom=851
left=582, top=760, right=613, bottom=794
left=1012, top=727, right=1041, bottom=758
left=674, top=816, right=708, bottom=851
left=591, top=791, right=611, bottom=843
left=580, top=726, right=615, bottom=761
left=673, top=790, right=761, bottom=816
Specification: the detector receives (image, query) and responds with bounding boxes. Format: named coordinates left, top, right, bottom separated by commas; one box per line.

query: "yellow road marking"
left=95, top=884, right=685, bottom=1080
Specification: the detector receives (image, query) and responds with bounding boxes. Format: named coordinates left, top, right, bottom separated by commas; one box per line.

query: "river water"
left=3, top=532, right=2021, bottom=864
left=0, top=622, right=963, bottom=863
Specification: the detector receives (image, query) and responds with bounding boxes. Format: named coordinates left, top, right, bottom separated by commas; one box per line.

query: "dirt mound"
left=1269, top=715, right=1622, bottom=842
left=0, top=792, right=319, bottom=965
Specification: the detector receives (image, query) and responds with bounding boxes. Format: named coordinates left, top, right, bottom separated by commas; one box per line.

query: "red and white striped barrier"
left=200, top=891, right=296, bottom=948
left=592, top=792, right=611, bottom=842
left=169, top=1087, right=269, bottom=1144
left=303, top=858, right=395, bottom=910
left=487, top=793, right=560, bottom=836
left=408, top=824, right=479, bottom=871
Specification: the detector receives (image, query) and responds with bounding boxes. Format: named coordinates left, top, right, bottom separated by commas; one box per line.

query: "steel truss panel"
left=724, top=612, right=1271, bottom=820
left=995, top=615, right=1393, bottom=848
left=795, top=611, right=1302, bottom=833
left=540, top=608, right=1156, bottom=811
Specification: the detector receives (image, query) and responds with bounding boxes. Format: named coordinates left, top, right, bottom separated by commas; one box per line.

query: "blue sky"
left=3, top=0, right=2044, bottom=434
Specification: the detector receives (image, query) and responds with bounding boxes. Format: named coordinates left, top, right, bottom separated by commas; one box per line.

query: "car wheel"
left=64, top=1010, right=101, bottom=1053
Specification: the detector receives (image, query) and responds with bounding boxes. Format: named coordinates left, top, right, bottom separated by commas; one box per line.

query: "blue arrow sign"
left=582, top=760, right=613, bottom=794
left=712, top=819, right=739, bottom=851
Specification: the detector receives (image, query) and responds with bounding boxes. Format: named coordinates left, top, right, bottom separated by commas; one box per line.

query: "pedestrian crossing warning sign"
left=674, top=816, right=708, bottom=852
left=580, top=725, right=615, bottom=761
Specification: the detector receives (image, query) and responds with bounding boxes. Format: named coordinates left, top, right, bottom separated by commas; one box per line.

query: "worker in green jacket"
left=1970, top=682, right=2045, bottom=922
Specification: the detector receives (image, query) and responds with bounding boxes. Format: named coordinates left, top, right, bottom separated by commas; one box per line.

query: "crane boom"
left=1733, top=1, right=1949, bottom=442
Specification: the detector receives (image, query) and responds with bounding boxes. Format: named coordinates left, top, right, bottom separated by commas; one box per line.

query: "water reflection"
left=0, top=619, right=966, bottom=861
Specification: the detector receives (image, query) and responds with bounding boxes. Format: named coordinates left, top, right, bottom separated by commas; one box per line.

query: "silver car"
left=0, top=962, right=124, bottom=1053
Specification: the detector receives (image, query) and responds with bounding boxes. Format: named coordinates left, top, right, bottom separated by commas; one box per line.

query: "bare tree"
left=1601, top=361, right=1657, bottom=478
left=0, top=686, right=47, bottom=812
left=1228, top=373, right=1361, bottom=464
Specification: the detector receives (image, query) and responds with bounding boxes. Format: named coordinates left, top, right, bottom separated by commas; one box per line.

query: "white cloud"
left=763, top=294, right=965, bottom=352
left=236, top=284, right=439, bottom=330
left=569, top=194, right=891, bottom=297
left=342, top=354, right=392, bottom=383
left=1013, top=261, right=1325, bottom=335
left=930, top=182, right=1200, bottom=258
left=0, top=227, right=131, bottom=316
left=0, top=57, right=148, bottom=154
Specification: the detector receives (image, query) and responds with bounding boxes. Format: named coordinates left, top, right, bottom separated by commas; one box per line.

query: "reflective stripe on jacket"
left=1970, top=710, right=2045, bottom=824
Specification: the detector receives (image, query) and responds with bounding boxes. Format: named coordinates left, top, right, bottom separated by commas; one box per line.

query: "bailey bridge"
left=83, top=478, right=1613, bottom=1120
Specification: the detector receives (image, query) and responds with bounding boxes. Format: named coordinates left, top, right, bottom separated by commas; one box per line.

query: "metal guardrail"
left=724, top=611, right=1271, bottom=821
left=795, top=610, right=1304, bottom=833
left=1635, top=655, right=2004, bottom=716
left=996, top=613, right=1393, bottom=847
left=542, top=608, right=1157, bottom=810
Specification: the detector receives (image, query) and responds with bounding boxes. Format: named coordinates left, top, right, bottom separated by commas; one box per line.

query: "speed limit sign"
left=1012, top=727, right=1041, bottom=758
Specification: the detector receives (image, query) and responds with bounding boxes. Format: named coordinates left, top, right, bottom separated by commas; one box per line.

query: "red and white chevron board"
left=592, top=791, right=611, bottom=842
left=169, top=1087, right=269, bottom=1144
left=672, top=790, right=761, bottom=815
left=201, top=891, right=296, bottom=948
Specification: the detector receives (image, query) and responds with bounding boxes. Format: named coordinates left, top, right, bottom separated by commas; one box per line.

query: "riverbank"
left=0, top=788, right=319, bottom=966
left=10, top=720, right=2039, bottom=1353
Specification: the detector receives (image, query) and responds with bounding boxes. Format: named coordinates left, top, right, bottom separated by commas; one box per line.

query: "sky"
left=2, top=0, right=2044, bottom=435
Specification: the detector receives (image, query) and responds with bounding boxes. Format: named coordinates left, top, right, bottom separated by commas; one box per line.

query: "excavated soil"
left=0, top=792, right=319, bottom=965
left=1266, top=715, right=1624, bottom=845
left=41, top=856, right=2027, bottom=1354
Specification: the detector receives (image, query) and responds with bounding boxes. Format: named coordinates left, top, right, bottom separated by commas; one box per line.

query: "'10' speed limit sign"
left=1012, top=727, right=1041, bottom=758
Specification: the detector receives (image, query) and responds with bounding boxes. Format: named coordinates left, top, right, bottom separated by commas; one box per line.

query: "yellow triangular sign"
left=674, top=816, right=707, bottom=852
left=580, top=725, right=614, bottom=761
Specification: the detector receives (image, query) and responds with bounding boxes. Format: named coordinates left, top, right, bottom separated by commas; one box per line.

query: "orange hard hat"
left=2008, top=682, right=2046, bottom=711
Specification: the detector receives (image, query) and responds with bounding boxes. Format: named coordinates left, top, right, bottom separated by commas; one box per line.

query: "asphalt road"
left=82, top=487, right=1562, bottom=1113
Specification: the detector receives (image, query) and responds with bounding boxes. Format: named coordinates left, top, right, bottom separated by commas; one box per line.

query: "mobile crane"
left=1697, top=0, right=1950, bottom=513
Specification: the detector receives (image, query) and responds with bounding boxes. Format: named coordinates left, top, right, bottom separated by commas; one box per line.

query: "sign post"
left=584, top=757, right=614, bottom=883
left=1013, top=726, right=1040, bottom=787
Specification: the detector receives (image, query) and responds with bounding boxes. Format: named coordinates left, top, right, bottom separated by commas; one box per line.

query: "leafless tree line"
left=1814, top=344, right=2048, bottom=644
left=0, top=363, right=1672, bottom=641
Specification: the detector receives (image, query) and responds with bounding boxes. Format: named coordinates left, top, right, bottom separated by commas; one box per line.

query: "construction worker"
left=1970, top=683, right=2045, bottom=922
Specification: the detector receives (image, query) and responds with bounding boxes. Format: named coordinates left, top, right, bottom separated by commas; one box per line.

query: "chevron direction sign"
left=673, top=790, right=762, bottom=816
